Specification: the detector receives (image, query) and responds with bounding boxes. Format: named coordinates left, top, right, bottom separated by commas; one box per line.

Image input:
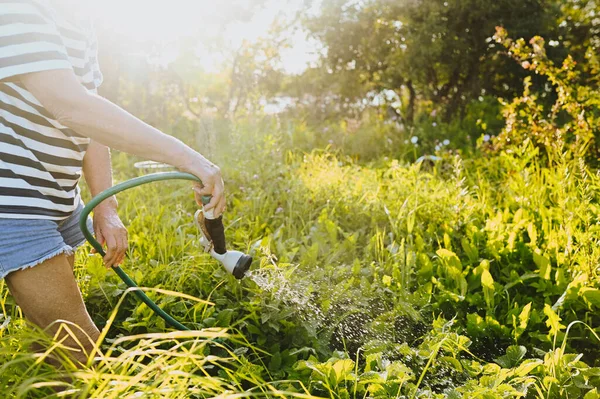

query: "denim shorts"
left=0, top=204, right=93, bottom=279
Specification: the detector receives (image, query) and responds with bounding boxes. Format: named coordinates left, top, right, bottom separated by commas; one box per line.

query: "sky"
left=87, top=0, right=321, bottom=74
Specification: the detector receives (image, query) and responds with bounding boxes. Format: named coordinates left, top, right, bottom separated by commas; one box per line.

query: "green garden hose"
left=79, top=171, right=211, bottom=331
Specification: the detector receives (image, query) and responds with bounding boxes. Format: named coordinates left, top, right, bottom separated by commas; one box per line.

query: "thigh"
left=5, top=253, right=99, bottom=361
left=0, top=218, right=67, bottom=279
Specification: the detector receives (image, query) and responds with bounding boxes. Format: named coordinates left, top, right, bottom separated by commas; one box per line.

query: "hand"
left=180, top=152, right=226, bottom=217
left=91, top=199, right=128, bottom=268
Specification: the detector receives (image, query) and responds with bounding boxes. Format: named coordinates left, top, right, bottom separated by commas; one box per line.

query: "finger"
left=115, top=252, right=125, bottom=266
left=203, top=178, right=223, bottom=210
left=193, top=188, right=214, bottom=208
left=214, top=195, right=226, bottom=217
left=103, top=235, right=118, bottom=268
left=97, top=229, right=105, bottom=246
left=114, top=253, right=124, bottom=267
left=113, top=241, right=124, bottom=266
left=92, top=229, right=105, bottom=254
left=115, top=233, right=128, bottom=265
left=203, top=189, right=222, bottom=212
left=193, top=184, right=213, bottom=197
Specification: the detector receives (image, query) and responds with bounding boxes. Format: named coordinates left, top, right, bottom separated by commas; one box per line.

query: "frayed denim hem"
left=0, top=245, right=74, bottom=279
left=72, top=239, right=88, bottom=251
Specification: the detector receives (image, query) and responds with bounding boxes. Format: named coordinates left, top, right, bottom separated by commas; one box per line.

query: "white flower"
left=276, top=207, right=284, bottom=214
left=411, top=136, right=418, bottom=144
left=443, top=139, right=450, bottom=146
left=435, top=145, right=441, bottom=151
left=483, top=134, right=491, bottom=142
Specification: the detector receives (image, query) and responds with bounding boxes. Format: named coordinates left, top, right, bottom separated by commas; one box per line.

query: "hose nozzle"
left=194, top=209, right=252, bottom=279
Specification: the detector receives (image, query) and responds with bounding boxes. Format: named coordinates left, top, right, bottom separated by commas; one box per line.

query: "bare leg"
left=5, top=254, right=100, bottom=364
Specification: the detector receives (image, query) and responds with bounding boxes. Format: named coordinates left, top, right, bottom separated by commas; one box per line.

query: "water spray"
left=79, top=171, right=252, bottom=331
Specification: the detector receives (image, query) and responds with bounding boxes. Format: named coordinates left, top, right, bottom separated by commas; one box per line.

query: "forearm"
left=20, top=69, right=225, bottom=215
left=82, top=140, right=117, bottom=209
left=19, top=70, right=208, bottom=173
left=83, top=141, right=128, bottom=267
left=62, top=91, right=199, bottom=169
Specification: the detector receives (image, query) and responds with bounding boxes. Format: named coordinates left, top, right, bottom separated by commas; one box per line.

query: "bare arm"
left=82, top=140, right=117, bottom=205
left=18, top=69, right=225, bottom=215
left=82, top=141, right=127, bottom=268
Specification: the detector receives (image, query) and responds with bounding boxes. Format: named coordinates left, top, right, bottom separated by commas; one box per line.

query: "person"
left=0, top=0, right=225, bottom=363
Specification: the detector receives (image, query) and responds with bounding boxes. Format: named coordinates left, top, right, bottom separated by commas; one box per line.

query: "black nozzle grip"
left=205, top=215, right=227, bottom=255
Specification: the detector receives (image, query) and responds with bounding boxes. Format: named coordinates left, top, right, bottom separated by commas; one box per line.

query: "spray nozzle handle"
left=204, top=214, right=227, bottom=254
left=194, top=210, right=252, bottom=279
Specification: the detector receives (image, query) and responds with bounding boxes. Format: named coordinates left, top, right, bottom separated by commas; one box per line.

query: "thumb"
left=203, top=194, right=220, bottom=212
left=193, top=185, right=212, bottom=197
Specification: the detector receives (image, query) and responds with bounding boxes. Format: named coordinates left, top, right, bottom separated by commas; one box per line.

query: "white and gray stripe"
left=0, top=0, right=102, bottom=219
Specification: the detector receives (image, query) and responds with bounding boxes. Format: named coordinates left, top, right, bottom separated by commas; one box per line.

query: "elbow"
left=50, top=91, right=92, bottom=128
left=54, top=106, right=74, bottom=127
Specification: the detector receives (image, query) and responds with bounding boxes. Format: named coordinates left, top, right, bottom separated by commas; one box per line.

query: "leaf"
left=382, top=275, right=392, bottom=286
left=514, top=359, right=543, bottom=377
left=269, top=351, right=282, bottom=370
left=543, top=304, right=565, bottom=338
left=513, top=208, right=524, bottom=223
left=216, top=309, right=234, bottom=326
left=358, top=371, right=385, bottom=384
left=366, top=383, right=386, bottom=395
left=332, top=359, right=355, bottom=384
left=481, top=269, right=494, bottom=289
left=365, top=353, right=382, bottom=372
left=504, top=273, right=539, bottom=290
left=386, top=361, right=413, bottom=382
left=527, top=222, right=537, bottom=246
left=582, top=368, right=600, bottom=377
left=533, top=248, right=551, bottom=280
left=407, top=211, right=415, bottom=234
left=441, top=356, right=463, bottom=372
left=513, top=302, right=532, bottom=340
left=580, top=287, right=600, bottom=308
left=436, top=248, right=463, bottom=271
left=461, top=237, right=479, bottom=263
left=481, top=269, right=495, bottom=307
left=519, top=302, right=531, bottom=331
left=294, top=357, right=318, bottom=371
left=495, top=345, right=527, bottom=368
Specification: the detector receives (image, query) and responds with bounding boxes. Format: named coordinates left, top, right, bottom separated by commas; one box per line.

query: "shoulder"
left=0, top=0, right=58, bottom=25
left=1, top=0, right=51, bottom=14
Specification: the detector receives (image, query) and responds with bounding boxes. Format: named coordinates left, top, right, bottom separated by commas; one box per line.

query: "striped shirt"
left=0, top=0, right=102, bottom=220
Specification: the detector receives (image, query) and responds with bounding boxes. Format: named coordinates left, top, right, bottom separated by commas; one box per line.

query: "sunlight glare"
left=59, top=0, right=320, bottom=73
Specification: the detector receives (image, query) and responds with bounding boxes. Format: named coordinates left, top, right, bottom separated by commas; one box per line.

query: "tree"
left=301, top=0, right=560, bottom=124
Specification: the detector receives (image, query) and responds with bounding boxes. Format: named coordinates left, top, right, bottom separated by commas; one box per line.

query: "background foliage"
left=1, top=0, right=600, bottom=397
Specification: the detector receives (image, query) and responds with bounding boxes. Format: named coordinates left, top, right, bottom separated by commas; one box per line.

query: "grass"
left=1, top=120, right=600, bottom=398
